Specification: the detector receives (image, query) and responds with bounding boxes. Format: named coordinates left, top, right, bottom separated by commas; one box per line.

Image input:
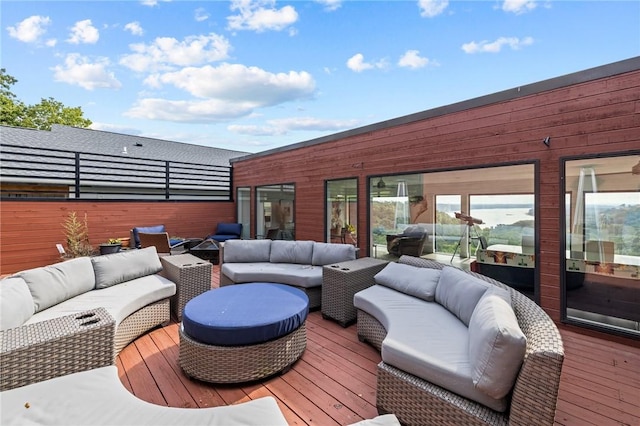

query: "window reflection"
left=564, top=155, right=640, bottom=337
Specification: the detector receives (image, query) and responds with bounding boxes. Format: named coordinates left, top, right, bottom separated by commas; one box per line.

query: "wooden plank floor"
left=116, top=265, right=640, bottom=426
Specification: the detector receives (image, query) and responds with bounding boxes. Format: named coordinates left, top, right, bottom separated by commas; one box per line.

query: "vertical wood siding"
left=231, top=70, right=640, bottom=328
left=0, top=201, right=234, bottom=275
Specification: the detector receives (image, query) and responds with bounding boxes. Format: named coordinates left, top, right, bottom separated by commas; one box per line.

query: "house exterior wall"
left=231, top=61, right=640, bottom=328
left=0, top=201, right=234, bottom=275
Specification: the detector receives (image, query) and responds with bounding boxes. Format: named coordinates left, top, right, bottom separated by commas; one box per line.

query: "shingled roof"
left=1, top=124, right=248, bottom=167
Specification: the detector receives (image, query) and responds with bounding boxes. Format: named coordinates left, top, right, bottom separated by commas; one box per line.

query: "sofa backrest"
left=223, top=239, right=272, bottom=263
left=0, top=276, right=35, bottom=330
left=91, top=247, right=163, bottom=289
left=270, top=240, right=314, bottom=264
left=16, top=257, right=96, bottom=313
left=222, top=240, right=357, bottom=266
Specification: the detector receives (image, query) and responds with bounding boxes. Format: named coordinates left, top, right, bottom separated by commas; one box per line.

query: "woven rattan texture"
left=378, top=362, right=508, bottom=426
left=114, top=299, right=170, bottom=354
left=322, top=257, right=388, bottom=327
left=179, top=323, right=307, bottom=383
left=161, top=254, right=212, bottom=320
left=1, top=308, right=115, bottom=391
left=357, top=255, right=565, bottom=426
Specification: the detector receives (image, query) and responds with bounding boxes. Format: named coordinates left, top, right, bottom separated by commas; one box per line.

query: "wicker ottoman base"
left=179, top=323, right=306, bottom=383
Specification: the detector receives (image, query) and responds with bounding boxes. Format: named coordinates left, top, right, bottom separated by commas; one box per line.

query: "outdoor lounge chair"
left=138, top=232, right=188, bottom=255
left=386, top=229, right=428, bottom=257
left=206, top=222, right=243, bottom=242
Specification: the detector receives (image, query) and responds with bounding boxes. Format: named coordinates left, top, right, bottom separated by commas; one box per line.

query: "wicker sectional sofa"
left=0, top=247, right=183, bottom=391
left=354, top=255, right=564, bottom=426
left=220, top=239, right=358, bottom=309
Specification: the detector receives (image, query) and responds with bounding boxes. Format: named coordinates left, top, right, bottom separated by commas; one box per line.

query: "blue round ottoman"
left=179, top=283, right=309, bottom=383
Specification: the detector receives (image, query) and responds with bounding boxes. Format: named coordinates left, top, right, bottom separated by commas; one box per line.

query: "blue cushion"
left=132, top=225, right=165, bottom=248
left=169, top=238, right=184, bottom=246
left=183, top=283, right=309, bottom=346
left=208, top=234, right=240, bottom=242
left=215, top=223, right=242, bottom=236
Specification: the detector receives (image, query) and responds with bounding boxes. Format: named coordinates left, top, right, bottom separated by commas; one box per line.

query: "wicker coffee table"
left=179, top=283, right=308, bottom=383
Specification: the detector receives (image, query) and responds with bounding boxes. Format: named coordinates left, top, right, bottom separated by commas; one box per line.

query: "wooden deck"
left=116, top=266, right=640, bottom=426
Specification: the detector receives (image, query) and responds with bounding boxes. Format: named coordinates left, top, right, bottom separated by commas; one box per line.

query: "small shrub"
left=62, top=211, right=94, bottom=257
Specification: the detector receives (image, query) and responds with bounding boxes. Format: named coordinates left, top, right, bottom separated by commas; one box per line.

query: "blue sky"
left=2, top=0, right=639, bottom=153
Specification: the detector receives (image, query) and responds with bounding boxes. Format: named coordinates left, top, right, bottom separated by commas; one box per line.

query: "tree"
left=0, top=68, right=92, bottom=130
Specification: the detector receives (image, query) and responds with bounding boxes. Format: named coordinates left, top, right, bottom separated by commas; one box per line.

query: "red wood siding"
left=0, top=201, right=234, bottom=275
left=232, top=69, right=640, bottom=331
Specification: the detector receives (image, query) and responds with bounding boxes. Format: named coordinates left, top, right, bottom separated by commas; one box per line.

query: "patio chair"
left=386, top=226, right=428, bottom=257
left=138, top=232, right=188, bottom=255
left=130, top=224, right=183, bottom=249
left=205, top=222, right=243, bottom=242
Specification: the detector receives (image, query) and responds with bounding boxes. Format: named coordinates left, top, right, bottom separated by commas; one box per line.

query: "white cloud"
left=7, top=15, right=51, bottom=43
left=461, top=36, right=534, bottom=53
left=120, top=33, right=231, bottom=72
left=502, top=0, right=537, bottom=14
left=195, top=8, right=210, bottom=22
left=45, top=38, right=58, bottom=47
left=229, top=116, right=359, bottom=136
left=140, top=0, right=171, bottom=6
left=90, top=122, right=143, bottom=135
left=227, top=0, right=298, bottom=32
left=346, top=53, right=387, bottom=72
left=398, top=50, right=437, bottom=69
left=124, top=21, right=144, bottom=36
left=151, top=63, right=315, bottom=103
left=315, top=0, right=342, bottom=12
left=51, top=53, right=122, bottom=90
left=418, top=0, right=449, bottom=18
left=125, top=98, right=260, bottom=122
left=67, top=19, right=99, bottom=44
left=128, top=63, right=316, bottom=123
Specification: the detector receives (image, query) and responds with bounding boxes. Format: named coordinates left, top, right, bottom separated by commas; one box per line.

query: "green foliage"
left=0, top=69, right=92, bottom=130
left=62, top=212, right=94, bottom=257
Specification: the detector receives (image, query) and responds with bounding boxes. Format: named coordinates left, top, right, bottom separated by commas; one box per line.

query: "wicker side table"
left=161, top=254, right=212, bottom=320
left=322, top=257, right=388, bottom=327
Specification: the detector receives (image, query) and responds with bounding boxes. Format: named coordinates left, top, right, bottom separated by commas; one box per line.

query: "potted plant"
left=99, top=238, right=122, bottom=255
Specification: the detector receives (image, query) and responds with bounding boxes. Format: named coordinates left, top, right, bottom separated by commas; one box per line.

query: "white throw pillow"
left=435, top=266, right=491, bottom=326
left=374, top=262, right=440, bottom=302
left=468, top=293, right=527, bottom=399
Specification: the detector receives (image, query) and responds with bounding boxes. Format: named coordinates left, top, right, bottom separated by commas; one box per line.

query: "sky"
left=2, top=0, right=639, bottom=154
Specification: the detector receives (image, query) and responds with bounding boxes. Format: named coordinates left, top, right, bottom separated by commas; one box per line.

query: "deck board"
left=116, top=265, right=640, bottom=426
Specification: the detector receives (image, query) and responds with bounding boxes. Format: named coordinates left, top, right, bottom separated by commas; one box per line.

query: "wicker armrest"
left=0, top=308, right=115, bottom=391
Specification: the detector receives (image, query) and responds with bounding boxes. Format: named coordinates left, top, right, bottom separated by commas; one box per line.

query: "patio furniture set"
left=0, top=236, right=564, bottom=425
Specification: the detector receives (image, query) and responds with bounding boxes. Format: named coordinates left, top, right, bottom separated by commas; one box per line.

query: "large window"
left=256, top=184, right=295, bottom=240
left=564, top=155, right=640, bottom=337
left=369, top=164, right=536, bottom=297
left=326, top=178, right=358, bottom=245
left=236, top=187, right=250, bottom=239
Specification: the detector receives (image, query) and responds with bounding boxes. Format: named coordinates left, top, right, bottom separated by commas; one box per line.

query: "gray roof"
left=1, top=124, right=248, bottom=167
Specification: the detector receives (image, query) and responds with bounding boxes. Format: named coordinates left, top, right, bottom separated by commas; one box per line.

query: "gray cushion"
left=435, top=266, right=491, bottom=326
left=468, top=293, right=527, bottom=399
left=0, top=277, right=35, bottom=330
left=311, top=242, right=356, bottom=266
left=18, top=257, right=96, bottom=312
left=269, top=240, right=314, bottom=264
left=221, top=263, right=322, bottom=288
left=374, top=262, right=440, bottom=302
left=92, top=247, right=162, bottom=289
left=223, top=239, right=272, bottom=263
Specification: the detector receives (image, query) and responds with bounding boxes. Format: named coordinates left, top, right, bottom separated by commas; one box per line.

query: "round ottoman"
left=179, top=283, right=309, bottom=383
